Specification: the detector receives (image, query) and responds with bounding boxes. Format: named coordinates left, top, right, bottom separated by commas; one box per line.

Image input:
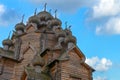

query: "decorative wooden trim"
left=14, top=37, right=22, bottom=60
left=73, top=46, right=86, bottom=63
left=25, top=23, right=37, bottom=32
left=22, top=42, right=37, bottom=55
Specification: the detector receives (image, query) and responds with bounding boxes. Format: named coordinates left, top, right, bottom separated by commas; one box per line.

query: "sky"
left=0, top=0, right=120, bottom=80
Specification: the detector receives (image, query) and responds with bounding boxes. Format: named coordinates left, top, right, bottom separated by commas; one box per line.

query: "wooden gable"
left=60, top=46, right=94, bottom=80
left=26, top=24, right=37, bottom=33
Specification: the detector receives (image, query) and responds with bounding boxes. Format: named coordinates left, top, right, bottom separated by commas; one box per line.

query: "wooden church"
left=0, top=4, right=94, bottom=80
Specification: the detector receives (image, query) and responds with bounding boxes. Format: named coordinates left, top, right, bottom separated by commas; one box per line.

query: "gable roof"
left=73, top=46, right=95, bottom=72
left=81, top=62, right=95, bottom=72
left=73, top=45, right=86, bottom=63
left=58, top=45, right=95, bottom=72
left=57, top=44, right=86, bottom=63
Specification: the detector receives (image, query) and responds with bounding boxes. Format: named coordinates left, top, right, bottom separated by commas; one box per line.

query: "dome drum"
left=67, top=42, right=75, bottom=50
left=17, top=30, right=24, bottom=35
left=3, top=45, right=9, bottom=51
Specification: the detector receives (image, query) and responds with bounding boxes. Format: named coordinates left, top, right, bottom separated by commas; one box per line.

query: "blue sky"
left=0, top=0, right=120, bottom=80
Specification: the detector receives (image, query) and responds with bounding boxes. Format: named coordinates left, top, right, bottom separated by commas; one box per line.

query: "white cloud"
left=94, top=76, right=107, bottom=80
left=93, top=0, right=120, bottom=18
left=0, top=4, right=20, bottom=27
left=96, top=17, right=120, bottom=35
left=85, top=0, right=120, bottom=35
left=85, top=56, right=112, bottom=72
left=0, top=4, right=5, bottom=15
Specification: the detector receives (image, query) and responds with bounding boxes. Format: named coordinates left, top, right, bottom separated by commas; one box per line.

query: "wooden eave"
left=81, top=62, right=95, bottom=72
left=73, top=45, right=86, bottom=62
left=0, top=48, right=19, bottom=62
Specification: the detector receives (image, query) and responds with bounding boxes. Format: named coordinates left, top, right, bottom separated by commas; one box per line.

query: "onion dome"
left=50, top=9, right=62, bottom=26
left=28, top=15, right=40, bottom=25
left=37, top=11, right=53, bottom=21
left=32, top=55, right=45, bottom=67
left=50, top=18, right=62, bottom=26
left=15, top=22, right=25, bottom=31
left=64, top=35, right=76, bottom=44
left=2, top=39, right=13, bottom=46
left=28, top=8, right=40, bottom=25
left=55, top=30, right=66, bottom=38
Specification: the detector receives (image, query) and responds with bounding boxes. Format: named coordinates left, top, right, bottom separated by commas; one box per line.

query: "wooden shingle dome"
left=15, top=22, right=25, bottom=31
left=2, top=39, right=12, bottom=46
left=37, top=11, right=53, bottom=21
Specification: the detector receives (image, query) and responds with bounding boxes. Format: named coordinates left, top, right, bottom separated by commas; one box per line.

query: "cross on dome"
left=55, top=9, right=57, bottom=18
left=34, top=8, right=37, bottom=15
left=65, top=21, right=68, bottom=29
left=44, top=3, right=47, bottom=11
left=21, top=14, right=25, bottom=23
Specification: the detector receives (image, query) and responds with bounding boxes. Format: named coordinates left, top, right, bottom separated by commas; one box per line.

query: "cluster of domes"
left=2, top=4, right=76, bottom=51
left=28, top=8, right=62, bottom=28
left=29, top=8, right=77, bottom=45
